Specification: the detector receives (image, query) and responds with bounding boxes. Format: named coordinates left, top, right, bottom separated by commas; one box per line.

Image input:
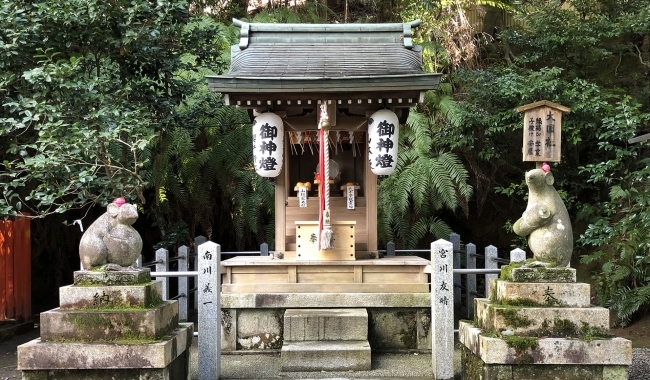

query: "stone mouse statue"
left=79, top=197, right=143, bottom=270
left=513, top=164, right=573, bottom=267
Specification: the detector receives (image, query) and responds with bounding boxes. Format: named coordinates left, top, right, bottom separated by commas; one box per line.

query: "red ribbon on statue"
left=318, top=127, right=325, bottom=250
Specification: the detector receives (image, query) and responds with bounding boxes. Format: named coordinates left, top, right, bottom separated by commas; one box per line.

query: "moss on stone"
left=74, top=280, right=154, bottom=287
left=580, top=322, right=613, bottom=341
left=460, top=345, right=484, bottom=379
left=503, top=335, right=538, bottom=351
left=554, top=319, right=579, bottom=336
left=512, top=267, right=575, bottom=283
left=397, top=311, right=417, bottom=349
left=69, top=314, right=113, bottom=330
left=495, top=307, right=533, bottom=329
left=498, top=297, right=544, bottom=307
left=78, top=301, right=164, bottom=312
left=499, top=262, right=525, bottom=281
left=482, top=330, right=498, bottom=338
left=500, top=259, right=577, bottom=283
left=535, top=319, right=613, bottom=340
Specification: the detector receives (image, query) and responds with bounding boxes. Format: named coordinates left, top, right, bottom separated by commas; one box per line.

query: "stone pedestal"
left=18, top=268, right=193, bottom=380
left=459, top=265, right=632, bottom=380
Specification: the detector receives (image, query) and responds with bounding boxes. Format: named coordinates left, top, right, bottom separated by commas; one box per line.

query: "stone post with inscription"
left=431, top=239, right=454, bottom=380
left=198, top=241, right=221, bottom=380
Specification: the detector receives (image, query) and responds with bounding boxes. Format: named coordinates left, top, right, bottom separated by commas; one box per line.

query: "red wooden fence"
left=0, top=215, right=31, bottom=321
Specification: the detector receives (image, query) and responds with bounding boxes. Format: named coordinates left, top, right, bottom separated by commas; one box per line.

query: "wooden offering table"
left=221, top=255, right=429, bottom=294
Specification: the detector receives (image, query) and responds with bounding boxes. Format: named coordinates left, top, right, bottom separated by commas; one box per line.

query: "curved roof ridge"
left=232, top=18, right=421, bottom=32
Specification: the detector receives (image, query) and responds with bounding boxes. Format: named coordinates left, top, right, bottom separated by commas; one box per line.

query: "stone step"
left=40, top=300, right=178, bottom=342
left=73, top=268, right=151, bottom=286
left=459, top=321, right=631, bottom=365
left=18, top=323, right=193, bottom=370
left=281, top=340, right=371, bottom=371
left=503, top=266, right=576, bottom=283
left=494, top=280, right=591, bottom=307
left=475, top=299, right=609, bottom=336
left=284, top=308, right=367, bottom=341
left=59, top=281, right=163, bottom=310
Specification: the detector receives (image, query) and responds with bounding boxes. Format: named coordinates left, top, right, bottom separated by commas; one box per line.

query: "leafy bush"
left=579, top=98, right=650, bottom=326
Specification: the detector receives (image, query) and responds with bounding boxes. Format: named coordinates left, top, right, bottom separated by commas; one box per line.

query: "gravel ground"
left=2, top=329, right=649, bottom=379
left=629, top=349, right=650, bottom=380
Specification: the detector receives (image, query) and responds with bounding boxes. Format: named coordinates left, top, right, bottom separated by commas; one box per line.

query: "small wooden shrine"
left=208, top=19, right=441, bottom=261
left=207, top=19, right=442, bottom=358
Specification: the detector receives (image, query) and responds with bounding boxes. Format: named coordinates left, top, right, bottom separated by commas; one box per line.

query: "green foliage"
left=150, top=16, right=274, bottom=249
left=152, top=100, right=275, bottom=249
left=377, top=89, right=473, bottom=248
left=250, top=1, right=332, bottom=24
left=0, top=3, right=274, bottom=253
left=0, top=0, right=189, bottom=216
left=579, top=98, right=650, bottom=326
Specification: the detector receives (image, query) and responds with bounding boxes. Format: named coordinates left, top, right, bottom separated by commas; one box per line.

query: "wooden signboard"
left=516, top=100, right=571, bottom=162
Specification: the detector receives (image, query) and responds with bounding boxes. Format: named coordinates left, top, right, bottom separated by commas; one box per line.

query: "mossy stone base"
left=495, top=280, right=591, bottom=307
left=74, top=269, right=151, bottom=286
left=40, top=300, right=178, bottom=342
left=59, top=281, right=163, bottom=310
left=475, top=298, right=609, bottom=336
left=19, top=323, right=193, bottom=371
left=461, top=346, right=628, bottom=380
left=20, top=325, right=191, bottom=379
left=505, top=267, right=576, bottom=283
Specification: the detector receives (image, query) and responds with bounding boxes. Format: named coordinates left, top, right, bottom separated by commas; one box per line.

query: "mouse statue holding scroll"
left=79, top=197, right=143, bottom=270
left=513, top=163, right=572, bottom=267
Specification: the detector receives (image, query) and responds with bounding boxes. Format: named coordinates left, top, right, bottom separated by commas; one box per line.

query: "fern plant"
left=149, top=17, right=275, bottom=251
left=378, top=87, right=473, bottom=249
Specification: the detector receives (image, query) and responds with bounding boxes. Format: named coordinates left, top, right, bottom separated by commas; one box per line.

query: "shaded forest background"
left=1, top=0, right=649, bottom=324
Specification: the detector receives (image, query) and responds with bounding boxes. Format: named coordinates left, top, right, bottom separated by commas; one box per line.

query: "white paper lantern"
left=253, top=112, right=284, bottom=177
left=367, top=109, right=399, bottom=176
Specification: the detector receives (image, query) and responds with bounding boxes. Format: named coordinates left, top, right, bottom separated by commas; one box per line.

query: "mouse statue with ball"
left=78, top=197, right=143, bottom=271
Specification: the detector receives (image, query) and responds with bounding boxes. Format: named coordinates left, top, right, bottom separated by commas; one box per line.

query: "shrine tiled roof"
left=207, top=19, right=441, bottom=95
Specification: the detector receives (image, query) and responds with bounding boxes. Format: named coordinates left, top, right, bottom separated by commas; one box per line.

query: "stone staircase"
left=281, top=308, right=371, bottom=371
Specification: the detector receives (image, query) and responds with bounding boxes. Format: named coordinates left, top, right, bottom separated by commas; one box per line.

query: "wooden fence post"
left=2, top=220, right=14, bottom=319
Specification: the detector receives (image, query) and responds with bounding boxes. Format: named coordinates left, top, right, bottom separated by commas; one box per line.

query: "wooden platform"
left=221, top=256, right=430, bottom=294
